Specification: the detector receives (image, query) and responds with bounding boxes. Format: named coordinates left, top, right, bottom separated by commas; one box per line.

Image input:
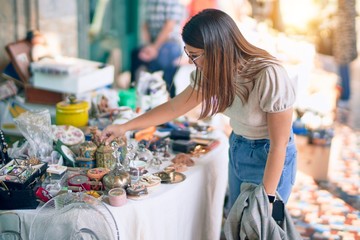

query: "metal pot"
left=102, top=166, right=131, bottom=191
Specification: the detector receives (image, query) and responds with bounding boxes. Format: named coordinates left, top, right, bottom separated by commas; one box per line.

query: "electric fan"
left=29, top=191, right=119, bottom=240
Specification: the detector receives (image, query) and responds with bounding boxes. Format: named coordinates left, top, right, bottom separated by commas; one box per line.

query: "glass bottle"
left=136, top=143, right=153, bottom=162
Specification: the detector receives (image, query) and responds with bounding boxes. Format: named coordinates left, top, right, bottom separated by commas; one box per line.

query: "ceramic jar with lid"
left=76, top=134, right=97, bottom=168
left=96, top=137, right=128, bottom=170
left=79, top=134, right=97, bottom=159
left=108, top=188, right=127, bottom=206
left=56, top=95, right=89, bottom=127
left=96, top=143, right=117, bottom=170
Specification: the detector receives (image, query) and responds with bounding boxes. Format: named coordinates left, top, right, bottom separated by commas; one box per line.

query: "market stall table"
left=0, top=131, right=229, bottom=240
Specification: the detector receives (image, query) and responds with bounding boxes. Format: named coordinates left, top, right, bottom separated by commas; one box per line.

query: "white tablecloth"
left=0, top=131, right=229, bottom=240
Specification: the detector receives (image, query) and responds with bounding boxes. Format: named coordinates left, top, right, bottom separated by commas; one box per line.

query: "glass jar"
left=116, top=136, right=128, bottom=164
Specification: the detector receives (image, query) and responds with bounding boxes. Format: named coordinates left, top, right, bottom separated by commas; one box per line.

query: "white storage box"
left=31, top=57, right=114, bottom=94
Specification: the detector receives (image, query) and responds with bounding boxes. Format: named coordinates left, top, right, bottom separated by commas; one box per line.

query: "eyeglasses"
left=184, top=46, right=204, bottom=65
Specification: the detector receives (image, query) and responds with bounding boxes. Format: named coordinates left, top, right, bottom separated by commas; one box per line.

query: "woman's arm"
left=100, top=86, right=202, bottom=144
left=262, top=107, right=293, bottom=195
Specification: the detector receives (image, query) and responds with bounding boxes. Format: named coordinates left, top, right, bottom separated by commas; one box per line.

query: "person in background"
left=102, top=9, right=297, bottom=212
left=26, top=30, right=53, bottom=62
left=333, top=0, right=357, bottom=108
left=130, top=0, right=186, bottom=98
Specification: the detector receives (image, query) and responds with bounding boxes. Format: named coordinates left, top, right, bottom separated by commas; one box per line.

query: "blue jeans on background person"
left=339, top=64, right=351, bottom=101
left=226, top=131, right=297, bottom=212
left=130, top=41, right=182, bottom=98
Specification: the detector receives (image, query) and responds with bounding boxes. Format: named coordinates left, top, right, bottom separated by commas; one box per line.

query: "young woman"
left=101, top=9, right=297, bottom=210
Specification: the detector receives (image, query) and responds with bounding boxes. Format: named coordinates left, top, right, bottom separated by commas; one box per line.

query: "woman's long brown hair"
left=182, top=9, right=278, bottom=118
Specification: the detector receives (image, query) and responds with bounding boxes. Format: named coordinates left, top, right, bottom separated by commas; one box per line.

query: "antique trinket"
left=96, top=137, right=127, bottom=170
left=89, top=126, right=101, bottom=146
left=108, top=187, right=127, bottom=207
left=56, top=95, right=89, bottom=127
left=102, top=143, right=131, bottom=191
left=96, top=143, right=117, bottom=170
left=76, top=134, right=97, bottom=168
left=67, top=174, right=91, bottom=192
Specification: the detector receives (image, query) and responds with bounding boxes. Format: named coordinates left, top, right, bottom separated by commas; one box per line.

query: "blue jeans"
left=339, top=64, right=351, bottom=101
left=131, top=41, right=182, bottom=98
left=227, top=131, right=297, bottom=210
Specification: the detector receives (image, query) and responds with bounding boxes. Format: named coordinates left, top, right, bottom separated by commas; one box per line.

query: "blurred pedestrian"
left=333, top=0, right=357, bottom=106
left=130, top=0, right=186, bottom=98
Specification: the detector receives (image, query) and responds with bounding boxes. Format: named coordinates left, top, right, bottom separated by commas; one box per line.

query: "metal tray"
left=154, top=171, right=186, bottom=184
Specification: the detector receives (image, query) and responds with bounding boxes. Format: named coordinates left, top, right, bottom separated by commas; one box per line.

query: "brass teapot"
left=102, top=164, right=131, bottom=191
left=102, top=140, right=131, bottom=191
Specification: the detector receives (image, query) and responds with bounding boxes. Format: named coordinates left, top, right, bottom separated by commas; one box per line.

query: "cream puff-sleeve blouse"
left=189, top=63, right=297, bottom=139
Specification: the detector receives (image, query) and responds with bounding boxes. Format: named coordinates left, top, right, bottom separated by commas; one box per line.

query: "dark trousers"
left=130, top=41, right=182, bottom=98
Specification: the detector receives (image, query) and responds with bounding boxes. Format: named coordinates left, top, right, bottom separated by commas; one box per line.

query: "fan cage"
left=29, top=192, right=119, bottom=240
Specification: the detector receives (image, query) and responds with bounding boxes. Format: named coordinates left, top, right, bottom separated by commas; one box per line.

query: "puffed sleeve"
left=256, top=64, right=297, bottom=113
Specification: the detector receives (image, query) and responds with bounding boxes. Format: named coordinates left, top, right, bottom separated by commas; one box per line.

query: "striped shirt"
left=145, top=0, right=185, bottom=42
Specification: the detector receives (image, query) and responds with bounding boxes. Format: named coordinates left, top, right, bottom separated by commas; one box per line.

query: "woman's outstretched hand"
left=100, top=124, right=126, bottom=145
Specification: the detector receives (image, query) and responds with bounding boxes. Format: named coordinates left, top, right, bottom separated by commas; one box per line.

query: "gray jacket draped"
left=224, top=183, right=302, bottom=240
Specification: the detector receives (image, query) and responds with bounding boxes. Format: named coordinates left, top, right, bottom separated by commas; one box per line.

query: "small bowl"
left=130, top=160, right=147, bottom=170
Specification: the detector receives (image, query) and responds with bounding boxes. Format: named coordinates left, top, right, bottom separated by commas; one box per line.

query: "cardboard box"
left=32, top=58, right=114, bottom=94
left=296, top=135, right=340, bottom=181
left=24, top=84, right=63, bottom=104
left=4, top=40, right=66, bottom=105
